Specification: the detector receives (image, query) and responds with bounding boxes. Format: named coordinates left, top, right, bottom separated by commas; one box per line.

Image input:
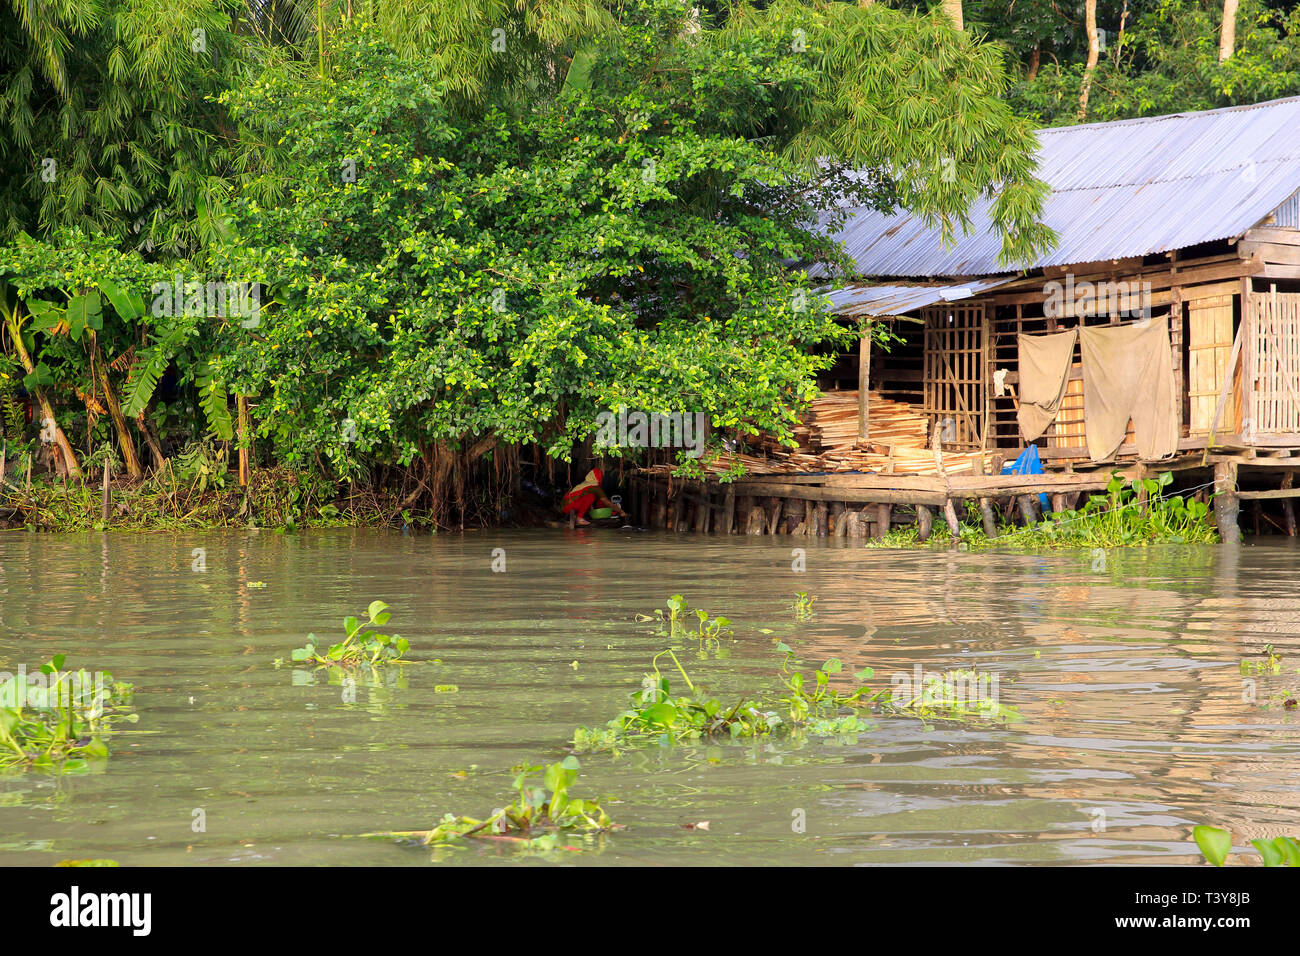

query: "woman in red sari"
left=561, top=468, right=626, bottom=525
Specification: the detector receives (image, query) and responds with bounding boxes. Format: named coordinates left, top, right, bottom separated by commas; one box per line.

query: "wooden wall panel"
left=1188, top=294, right=1236, bottom=434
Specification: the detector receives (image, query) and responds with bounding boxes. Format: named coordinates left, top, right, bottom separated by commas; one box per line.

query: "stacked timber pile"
left=648, top=391, right=980, bottom=477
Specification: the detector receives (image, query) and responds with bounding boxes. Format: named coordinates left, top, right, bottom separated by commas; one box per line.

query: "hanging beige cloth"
left=1016, top=328, right=1077, bottom=441
left=1079, top=322, right=1178, bottom=462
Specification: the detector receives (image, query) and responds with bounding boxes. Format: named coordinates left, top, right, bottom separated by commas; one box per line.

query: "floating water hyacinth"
left=0, top=656, right=137, bottom=771
left=286, top=600, right=411, bottom=668
left=371, top=757, right=615, bottom=853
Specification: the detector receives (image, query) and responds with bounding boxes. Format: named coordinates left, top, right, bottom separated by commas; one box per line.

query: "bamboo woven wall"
left=921, top=304, right=986, bottom=449
left=1248, top=287, right=1300, bottom=435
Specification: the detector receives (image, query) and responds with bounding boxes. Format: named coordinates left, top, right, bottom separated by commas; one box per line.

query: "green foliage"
left=884, top=665, right=1024, bottom=723
left=573, top=648, right=785, bottom=752
left=0, top=656, right=137, bottom=771
left=867, top=472, right=1217, bottom=551
left=170, top=439, right=229, bottom=495
left=373, top=756, right=614, bottom=852
left=792, top=590, right=816, bottom=620
left=1031, top=471, right=1218, bottom=548
left=194, top=364, right=233, bottom=442
left=998, top=0, right=1300, bottom=124
left=0, top=0, right=248, bottom=254
left=289, top=600, right=411, bottom=667
left=121, top=328, right=184, bottom=419
left=1195, top=824, right=1300, bottom=867
left=574, top=620, right=1019, bottom=753
left=1240, top=644, right=1282, bottom=676
left=0, top=353, right=28, bottom=443
left=638, top=594, right=732, bottom=645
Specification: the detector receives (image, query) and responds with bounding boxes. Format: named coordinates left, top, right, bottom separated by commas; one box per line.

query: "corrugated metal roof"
left=822, top=96, right=1300, bottom=279
left=823, top=277, right=1016, bottom=316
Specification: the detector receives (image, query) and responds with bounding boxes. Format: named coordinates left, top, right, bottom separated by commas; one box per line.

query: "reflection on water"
left=1, top=529, right=1298, bottom=865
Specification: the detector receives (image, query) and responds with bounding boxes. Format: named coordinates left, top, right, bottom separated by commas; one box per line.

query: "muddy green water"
left=1, top=529, right=1298, bottom=866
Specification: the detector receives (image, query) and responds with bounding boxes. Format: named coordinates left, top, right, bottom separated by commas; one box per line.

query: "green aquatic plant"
left=373, top=757, right=614, bottom=852
left=1032, top=472, right=1217, bottom=548
left=774, top=644, right=877, bottom=725
left=692, top=608, right=732, bottom=644
left=287, top=600, right=410, bottom=668
left=0, top=656, right=136, bottom=771
left=1194, top=825, right=1300, bottom=867
left=885, top=666, right=1024, bottom=724
left=637, top=595, right=732, bottom=646
left=867, top=472, right=1217, bottom=551
left=792, top=591, right=816, bottom=620
left=664, top=594, right=688, bottom=631
left=574, top=649, right=782, bottom=752
left=1241, top=644, right=1283, bottom=676
left=575, top=639, right=1022, bottom=754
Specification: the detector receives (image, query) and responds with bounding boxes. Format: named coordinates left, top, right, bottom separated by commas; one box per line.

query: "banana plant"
left=0, top=281, right=81, bottom=478
left=24, top=285, right=145, bottom=479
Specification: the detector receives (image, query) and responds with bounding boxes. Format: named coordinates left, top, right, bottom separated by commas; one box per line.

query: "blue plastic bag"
left=1002, top=445, right=1050, bottom=511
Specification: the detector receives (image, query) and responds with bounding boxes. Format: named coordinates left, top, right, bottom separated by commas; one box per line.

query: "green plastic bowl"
left=589, top=507, right=613, bottom=519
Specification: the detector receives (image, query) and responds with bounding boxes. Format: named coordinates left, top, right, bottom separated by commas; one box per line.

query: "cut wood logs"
left=648, top=391, right=980, bottom=479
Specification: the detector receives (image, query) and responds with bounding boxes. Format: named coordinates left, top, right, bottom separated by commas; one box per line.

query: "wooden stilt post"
left=813, top=501, right=828, bottom=536
left=237, top=395, right=251, bottom=487
left=1283, top=471, right=1297, bottom=537
left=972, top=454, right=997, bottom=537
left=916, top=504, right=933, bottom=541
left=1214, top=460, right=1241, bottom=543
left=831, top=502, right=846, bottom=539
left=747, top=500, right=766, bottom=535
left=858, top=328, right=871, bottom=442
left=874, top=503, right=891, bottom=539
left=931, top=426, right=961, bottom=539
left=722, top=484, right=736, bottom=535
left=766, top=497, right=784, bottom=534
left=100, top=458, right=111, bottom=524
left=784, top=500, right=803, bottom=535
left=1017, top=495, right=1040, bottom=526
left=736, top=494, right=753, bottom=533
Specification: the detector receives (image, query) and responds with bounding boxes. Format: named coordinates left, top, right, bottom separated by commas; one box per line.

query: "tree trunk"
left=5, top=315, right=81, bottom=479
left=237, top=394, right=251, bottom=486
left=941, top=0, right=963, bottom=30
left=91, top=336, right=143, bottom=479
left=136, top=407, right=166, bottom=471
left=1077, top=0, right=1100, bottom=121
left=1219, top=0, right=1239, bottom=62
left=1026, top=43, right=1041, bottom=80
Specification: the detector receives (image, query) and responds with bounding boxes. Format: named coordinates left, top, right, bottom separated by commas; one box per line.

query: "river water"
left=1, top=529, right=1298, bottom=865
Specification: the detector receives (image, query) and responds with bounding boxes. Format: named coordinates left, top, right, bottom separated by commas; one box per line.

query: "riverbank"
left=0, top=468, right=377, bottom=533
left=0, top=464, right=1221, bottom=549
